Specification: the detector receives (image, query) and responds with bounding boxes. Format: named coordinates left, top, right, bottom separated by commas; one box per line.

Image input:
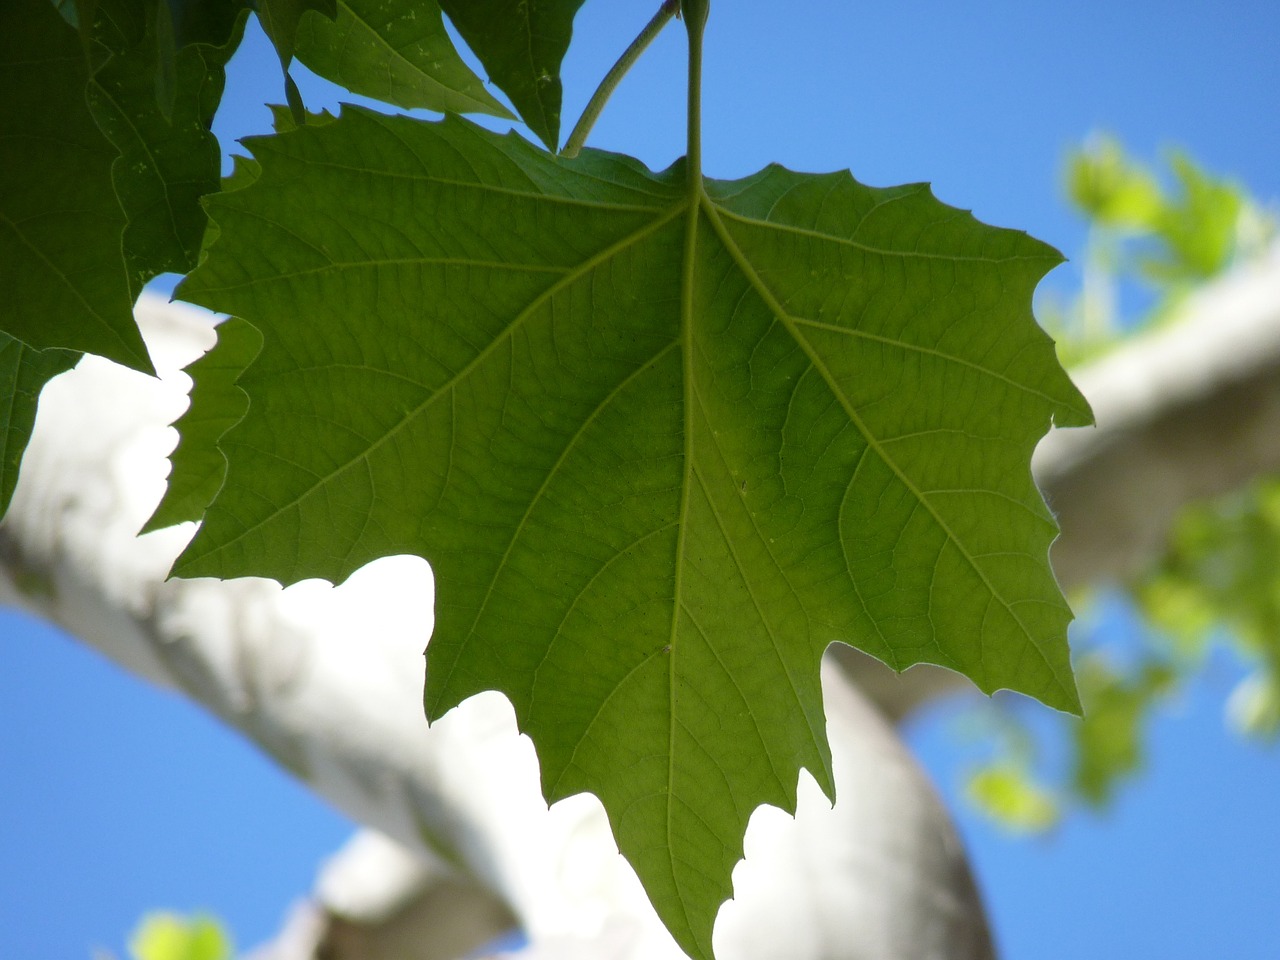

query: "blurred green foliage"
left=96, top=913, right=234, bottom=960
left=1070, top=657, right=1178, bottom=806
left=966, top=761, right=1060, bottom=834
left=1042, top=134, right=1273, bottom=366
left=1066, top=136, right=1165, bottom=231
left=967, top=137, right=1278, bottom=830
left=1067, top=137, right=1244, bottom=282
left=1137, top=478, right=1280, bottom=741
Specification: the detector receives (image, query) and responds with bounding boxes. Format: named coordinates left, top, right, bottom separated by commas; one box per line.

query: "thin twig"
left=560, top=0, right=681, bottom=159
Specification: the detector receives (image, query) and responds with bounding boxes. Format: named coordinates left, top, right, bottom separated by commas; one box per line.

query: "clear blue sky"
left=3, top=1, right=1279, bottom=957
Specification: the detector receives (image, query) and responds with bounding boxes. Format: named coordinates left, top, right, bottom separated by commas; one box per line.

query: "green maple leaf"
left=175, top=100, right=1090, bottom=956
left=256, top=0, right=336, bottom=65
left=255, top=0, right=338, bottom=121
left=293, top=0, right=512, bottom=118
left=161, top=0, right=252, bottom=50
left=438, top=0, right=587, bottom=150
left=145, top=317, right=262, bottom=532
left=87, top=0, right=248, bottom=296
left=0, top=0, right=149, bottom=371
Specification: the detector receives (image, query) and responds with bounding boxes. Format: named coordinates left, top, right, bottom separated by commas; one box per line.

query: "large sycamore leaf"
left=175, top=109, right=1090, bottom=958
left=88, top=0, right=248, bottom=296
left=293, top=0, right=512, bottom=118
left=0, top=0, right=149, bottom=371
left=438, top=0, right=586, bottom=150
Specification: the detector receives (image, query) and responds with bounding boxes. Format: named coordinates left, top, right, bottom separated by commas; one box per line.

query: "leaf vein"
left=702, top=196, right=1068, bottom=698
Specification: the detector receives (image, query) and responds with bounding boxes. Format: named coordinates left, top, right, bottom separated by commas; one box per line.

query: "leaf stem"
left=560, top=0, right=681, bottom=159
left=683, top=0, right=707, bottom=183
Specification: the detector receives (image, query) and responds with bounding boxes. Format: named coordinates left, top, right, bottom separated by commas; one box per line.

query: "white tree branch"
left=1039, top=241, right=1280, bottom=586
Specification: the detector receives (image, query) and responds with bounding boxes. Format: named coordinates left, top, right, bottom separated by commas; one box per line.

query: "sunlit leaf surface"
left=177, top=108, right=1089, bottom=958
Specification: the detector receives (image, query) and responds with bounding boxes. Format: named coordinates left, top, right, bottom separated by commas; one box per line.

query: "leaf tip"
left=1046, top=675, right=1085, bottom=717
left=119, top=330, right=158, bottom=378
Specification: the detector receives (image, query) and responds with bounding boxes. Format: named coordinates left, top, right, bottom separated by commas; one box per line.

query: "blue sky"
left=3, top=1, right=1279, bottom=957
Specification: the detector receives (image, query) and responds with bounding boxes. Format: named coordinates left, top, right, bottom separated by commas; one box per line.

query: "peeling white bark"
left=0, top=296, right=995, bottom=959
left=1039, top=241, right=1280, bottom=587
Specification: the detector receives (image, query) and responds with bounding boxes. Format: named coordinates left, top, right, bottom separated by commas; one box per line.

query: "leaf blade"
left=257, top=0, right=336, bottom=65
left=87, top=0, right=248, bottom=297
left=145, top=316, right=262, bottom=532
left=437, top=0, right=587, bottom=150
left=0, top=0, right=149, bottom=371
left=0, top=337, right=80, bottom=515
left=174, top=109, right=1089, bottom=957
left=293, top=0, right=512, bottom=117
